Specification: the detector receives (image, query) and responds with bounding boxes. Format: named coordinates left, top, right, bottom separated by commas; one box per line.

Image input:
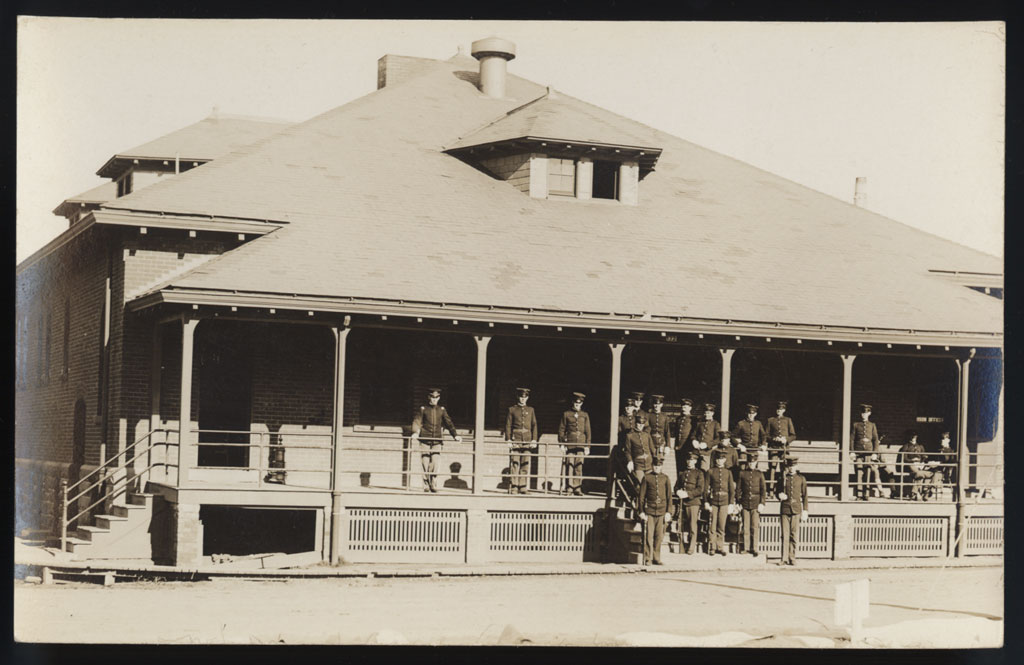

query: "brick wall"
left=377, top=55, right=442, bottom=90
left=480, top=154, right=533, bottom=194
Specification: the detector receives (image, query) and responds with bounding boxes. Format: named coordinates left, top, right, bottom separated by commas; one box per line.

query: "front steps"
left=64, top=492, right=157, bottom=560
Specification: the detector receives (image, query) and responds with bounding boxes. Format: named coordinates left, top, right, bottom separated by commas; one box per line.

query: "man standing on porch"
left=766, top=401, right=796, bottom=486
left=617, top=391, right=644, bottom=446
left=647, top=395, right=672, bottom=466
left=852, top=403, right=882, bottom=500
left=624, top=412, right=656, bottom=484
left=674, top=450, right=705, bottom=554
left=505, top=387, right=539, bottom=495
left=411, top=388, right=462, bottom=493
left=776, top=455, right=808, bottom=566
left=558, top=392, right=591, bottom=496
left=673, top=397, right=696, bottom=472
left=694, top=403, right=721, bottom=471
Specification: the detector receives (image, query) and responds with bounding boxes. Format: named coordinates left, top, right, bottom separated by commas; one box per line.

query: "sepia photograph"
left=14, top=18, right=1004, bottom=647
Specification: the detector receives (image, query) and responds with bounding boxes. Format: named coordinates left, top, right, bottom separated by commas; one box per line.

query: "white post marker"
left=834, top=578, right=870, bottom=642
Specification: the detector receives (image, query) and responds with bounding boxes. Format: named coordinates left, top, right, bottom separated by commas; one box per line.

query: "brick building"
left=16, top=37, right=1002, bottom=566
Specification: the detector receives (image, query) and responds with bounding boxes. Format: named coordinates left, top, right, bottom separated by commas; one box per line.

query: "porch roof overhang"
left=127, top=286, right=1003, bottom=353
left=92, top=208, right=286, bottom=235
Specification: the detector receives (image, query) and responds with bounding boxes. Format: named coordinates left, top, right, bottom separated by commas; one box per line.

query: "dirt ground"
left=14, top=566, right=1003, bottom=646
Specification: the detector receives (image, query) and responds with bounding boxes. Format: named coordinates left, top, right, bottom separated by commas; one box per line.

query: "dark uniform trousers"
left=738, top=468, right=767, bottom=553
left=506, top=405, right=538, bottom=493
left=766, top=416, right=796, bottom=485
left=674, top=414, right=695, bottom=472
left=638, top=471, right=672, bottom=564
left=779, top=472, right=808, bottom=564
left=675, top=468, right=706, bottom=554
left=413, top=405, right=457, bottom=491
left=706, top=467, right=735, bottom=554
left=852, top=420, right=881, bottom=498
left=559, top=409, right=591, bottom=494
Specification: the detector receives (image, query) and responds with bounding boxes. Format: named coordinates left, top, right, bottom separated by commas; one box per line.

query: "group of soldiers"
left=620, top=393, right=805, bottom=566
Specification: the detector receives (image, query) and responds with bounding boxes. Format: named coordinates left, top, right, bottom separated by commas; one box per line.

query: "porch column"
left=472, top=336, right=491, bottom=495
left=608, top=343, right=625, bottom=448
left=955, top=350, right=974, bottom=503
left=329, top=326, right=351, bottom=565
left=148, top=324, right=164, bottom=486
left=839, top=354, right=856, bottom=502
left=177, top=318, right=198, bottom=488
left=719, top=348, right=735, bottom=431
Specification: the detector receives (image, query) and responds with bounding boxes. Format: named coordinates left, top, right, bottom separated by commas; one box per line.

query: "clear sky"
left=17, top=19, right=1005, bottom=263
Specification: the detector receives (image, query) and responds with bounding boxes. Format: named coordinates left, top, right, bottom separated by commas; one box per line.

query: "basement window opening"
left=199, top=505, right=317, bottom=557
left=592, top=160, right=619, bottom=200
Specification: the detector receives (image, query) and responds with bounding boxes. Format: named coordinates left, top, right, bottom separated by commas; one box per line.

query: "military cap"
left=711, top=448, right=728, bottom=459
left=572, top=391, right=586, bottom=401
left=746, top=448, right=760, bottom=460
left=717, top=430, right=732, bottom=441
left=783, top=455, right=799, bottom=465
left=515, top=387, right=531, bottom=396
left=746, top=403, right=759, bottom=413
left=427, top=387, right=442, bottom=396
left=635, top=411, right=648, bottom=423
left=630, top=391, right=645, bottom=401
left=776, top=401, right=788, bottom=409
left=650, top=394, right=665, bottom=404
left=680, top=398, right=693, bottom=406
left=738, top=452, right=750, bottom=463
left=704, top=403, right=716, bottom=412
left=686, top=450, right=701, bottom=461
left=940, top=431, right=951, bottom=438
left=859, top=403, right=872, bottom=411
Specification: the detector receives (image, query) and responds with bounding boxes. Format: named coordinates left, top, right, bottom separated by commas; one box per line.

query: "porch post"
left=148, top=324, right=163, bottom=486
left=719, top=348, right=735, bottom=432
left=953, top=351, right=974, bottom=558
left=840, top=354, right=856, bottom=502
left=608, top=343, right=625, bottom=449
left=177, top=318, right=198, bottom=488
left=329, top=326, right=351, bottom=565
left=473, top=335, right=491, bottom=496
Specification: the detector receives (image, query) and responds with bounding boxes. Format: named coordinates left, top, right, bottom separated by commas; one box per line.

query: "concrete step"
left=111, top=503, right=150, bottom=519
left=93, top=514, right=129, bottom=530
left=64, top=536, right=92, bottom=554
left=76, top=525, right=109, bottom=542
left=128, top=493, right=154, bottom=507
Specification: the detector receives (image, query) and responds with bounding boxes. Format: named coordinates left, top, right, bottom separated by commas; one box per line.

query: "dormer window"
left=592, top=160, right=619, bottom=200
left=116, top=172, right=133, bottom=198
left=547, top=158, right=576, bottom=197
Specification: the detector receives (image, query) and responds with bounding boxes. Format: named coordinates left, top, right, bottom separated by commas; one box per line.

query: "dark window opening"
left=200, top=506, right=316, bottom=556
left=967, top=285, right=1003, bottom=300
left=44, top=311, right=52, bottom=385
left=592, top=160, right=619, bottom=200
left=198, top=330, right=252, bottom=468
left=62, top=298, right=70, bottom=379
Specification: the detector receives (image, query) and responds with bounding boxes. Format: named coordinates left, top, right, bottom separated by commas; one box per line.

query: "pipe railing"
left=187, top=429, right=334, bottom=489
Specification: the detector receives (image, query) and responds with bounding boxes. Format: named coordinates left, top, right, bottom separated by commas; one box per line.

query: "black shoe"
left=653, top=561, right=663, bottom=566
left=718, top=550, right=727, bottom=557
left=785, top=560, right=795, bottom=566
left=429, top=486, right=438, bottom=493
left=423, top=486, right=431, bottom=493
left=751, top=550, right=759, bottom=557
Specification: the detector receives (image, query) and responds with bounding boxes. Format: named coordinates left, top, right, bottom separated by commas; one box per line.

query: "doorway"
left=198, top=326, right=252, bottom=467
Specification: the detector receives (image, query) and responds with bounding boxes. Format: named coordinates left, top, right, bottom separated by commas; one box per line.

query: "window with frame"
left=546, top=157, right=576, bottom=197
left=592, top=160, right=619, bottom=200
left=116, top=172, right=133, bottom=198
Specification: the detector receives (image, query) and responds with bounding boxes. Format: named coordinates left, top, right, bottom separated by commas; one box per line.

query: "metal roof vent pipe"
left=471, top=37, right=516, bottom=99
left=854, top=176, right=868, bottom=207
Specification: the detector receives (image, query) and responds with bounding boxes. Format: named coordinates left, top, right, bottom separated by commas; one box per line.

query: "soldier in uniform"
left=693, top=403, right=721, bottom=471
left=638, top=459, right=673, bottom=566
left=558, top=392, right=591, bottom=496
left=674, top=451, right=706, bottom=554
left=673, top=397, right=696, bottom=472
left=898, top=430, right=942, bottom=501
left=647, top=394, right=672, bottom=468
left=851, top=404, right=882, bottom=500
left=776, top=455, right=808, bottom=566
left=410, top=387, right=462, bottom=493
left=736, top=451, right=767, bottom=556
left=704, top=448, right=735, bottom=556
left=731, top=403, right=766, bottom=460
left=624, top=412, right=656, bottom=485
left=766, top=401, right=796, bottom=486
left=937, top=431, right=955, bottom=488
left=504, top=387, right=539, bottom=495
left=630, top=391, right=648, bottom=424
left=711, top=429, right=740, bottom=475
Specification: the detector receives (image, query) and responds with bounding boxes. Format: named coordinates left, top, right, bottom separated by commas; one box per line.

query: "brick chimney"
left=471, top=37, right=516, bottom=99
left=854, top=176, right=867, bottom=207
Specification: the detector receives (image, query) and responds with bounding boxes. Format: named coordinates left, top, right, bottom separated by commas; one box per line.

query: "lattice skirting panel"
left=851, top=516, right=948, bottom=557
left=488, top=511, right=599, bottom=562
left=345, top=508, right=465, bottom=563
left=963, top=516, right=1003, bottom=556
left=757, top=515, right=834, bottom=559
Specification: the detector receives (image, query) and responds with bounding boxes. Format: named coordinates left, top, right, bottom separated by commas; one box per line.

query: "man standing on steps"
left=736, top=451, right=767, bottom=556
left=693, top=403, right=721, bottom=472
left=705, top=448, right=735, bottom=556
left=673, top=397, right=696, bottom=473
left=558, top=392, right=591, bottom=496
left=766, top=401, right=796, bottom=486
left=410, top=387, right=462, bottom=493
left=777, top=455, right=808, bottom=566
left=647, top=394, right=672, bottom=468
left=731, top=403, right=766, bottom=466
left=674, top=451, right=706, bottom=554
left=624, top=412, right=656, bottom=485
left=638, top=459, right=672, bottom=566
left=505, top=387, right=539, bottom=495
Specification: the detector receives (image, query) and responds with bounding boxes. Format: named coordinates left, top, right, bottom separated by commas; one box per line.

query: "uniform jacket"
left=695, top=418, right=720, bottom=445
left=733, top=418, right=767, bottom=448
left=647, top=410, right=672, bottom=449
left=778, top=472, right=808, bottom=515
left=412, top=404, right=457, bottom=440
left=852, top=420, right=880, bottom=452
left=638, top=471, right=673, bottom=516
left=558, top=409, right=591, bottom=447
left=617, top=412, right=635, bottom=446
left=898, top=442, right=927, bottom=465
left=505, top=404, right=538, bottom=445
left=624, top=430, right=657, bottom=472
left=674, top=413, right=695, bottom=450
left=737, top=468, right=767, bottom=510
left=706, top=466, right=735, bottom=506
left=674, top=467, right=706, bottom=507
left=767, top=416, right=796, bottom=446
